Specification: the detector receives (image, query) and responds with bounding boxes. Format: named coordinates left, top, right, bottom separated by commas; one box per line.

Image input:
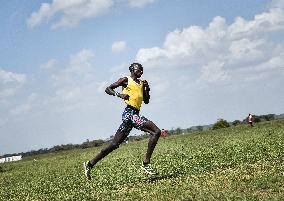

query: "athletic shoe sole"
left=141, top=165, right=157, bottom=175
left=83, top=162, right=91, bottom=180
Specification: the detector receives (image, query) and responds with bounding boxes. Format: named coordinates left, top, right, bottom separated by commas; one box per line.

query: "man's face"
left=133, top=65, right=143, bottom=78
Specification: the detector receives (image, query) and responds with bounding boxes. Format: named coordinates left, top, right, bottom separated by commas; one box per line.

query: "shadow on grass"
left=144, top=172, right=183, bottom=183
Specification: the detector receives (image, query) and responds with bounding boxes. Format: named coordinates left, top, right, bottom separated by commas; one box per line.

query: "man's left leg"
left=83, top=122, right=132, bottom=180
left=89, top=129, right=129, bottom=167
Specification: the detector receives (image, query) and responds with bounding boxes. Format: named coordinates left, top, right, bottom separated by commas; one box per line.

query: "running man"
left=248, top=113, right=253, bottom=127
left=161, top=129, right=167, bottom=137
left=83, top=63, right=161, bottom=180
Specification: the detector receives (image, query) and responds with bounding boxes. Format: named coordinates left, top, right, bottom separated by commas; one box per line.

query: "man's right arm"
left=105, top=77, right=129, bottom=100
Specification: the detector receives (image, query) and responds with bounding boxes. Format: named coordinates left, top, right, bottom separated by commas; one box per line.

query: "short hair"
left=129, top=63, right=142, bottom=72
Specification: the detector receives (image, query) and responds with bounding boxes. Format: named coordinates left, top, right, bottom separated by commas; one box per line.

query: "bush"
left=212, top=119, right=230, bottom=130
left=263, top=114, right=275, bottom=121
left=232, top=120, right=241, bottom=126
left=253, top=116, right=261, bottom=123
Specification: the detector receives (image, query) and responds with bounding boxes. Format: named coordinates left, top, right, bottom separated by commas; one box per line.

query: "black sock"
left=143, top=161, right=149, bottom=166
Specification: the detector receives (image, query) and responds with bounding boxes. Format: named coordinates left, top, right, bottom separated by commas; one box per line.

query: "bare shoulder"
left=116, top=76, right=128, bottom=87
left=107, top=76, right=128, bottom=89
left=119, top=76, right=128, bottom=82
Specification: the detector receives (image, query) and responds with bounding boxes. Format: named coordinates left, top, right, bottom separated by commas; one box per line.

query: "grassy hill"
left=1, top=119, right=283, bottom=201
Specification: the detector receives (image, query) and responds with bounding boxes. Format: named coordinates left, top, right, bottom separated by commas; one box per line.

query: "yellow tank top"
left=122, top=76, right=144, bottom=110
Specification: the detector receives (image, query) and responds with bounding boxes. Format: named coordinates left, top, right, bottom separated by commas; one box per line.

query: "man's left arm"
left=143, top=80, right=150, bottom=104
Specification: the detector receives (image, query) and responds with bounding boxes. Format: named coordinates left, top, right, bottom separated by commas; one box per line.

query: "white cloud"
left=256, top=55, right=284, bottom=71
left=127, top=0, right=155, bottom=8
left=69, top=48, right=95, bottom=73
left=0, top=69, right=26, bottom=99
left=135, top=1, right=284, bottom=86
left=198, top=61, right=229, bottom=85
left=40, top=59, right=58, bottom=70
left=238, top=53, right=284, bottom=82
left=136, top=47, right=166, bottom=64
left=26, top=0, right=157, bottom=29
left=111, top=41, right=126, bottom=53
left=229, top=38, right=265, bottom=61
left=136, top=16, right=228, bottom=65
left=45, top=49, right=99, bottom=112
left=27, top=0, right=114, bottom=29
left=26, top=3, right=52, bottom=29
left=0, top=69, right=26, bottom=84
left=228, top=2, right=284, bottom=39
left=51, top=49, right=95, bottom=87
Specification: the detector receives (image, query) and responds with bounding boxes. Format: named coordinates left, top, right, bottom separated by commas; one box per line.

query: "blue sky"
left=1, top=0, right=284, bottom=155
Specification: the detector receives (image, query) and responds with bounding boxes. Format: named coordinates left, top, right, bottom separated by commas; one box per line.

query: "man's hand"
left=143, top=80, right=150, bottom=91
left=117, top=93, right=129, bottom=100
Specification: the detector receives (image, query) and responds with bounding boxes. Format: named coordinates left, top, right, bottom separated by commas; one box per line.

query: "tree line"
left=1, top=139, right=104, bottom=158
left=165, top=113, right=283, bottom=133
left=1, top=113, right=282, bottom=158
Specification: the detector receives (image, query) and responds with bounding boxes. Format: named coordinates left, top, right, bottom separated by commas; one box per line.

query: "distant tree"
left=232, top=120, right=241, bottom=126
left=175, top=127, right=182, bottom=135
left=196, top=126, right=203, bottom=131
left=263, top=114, right=275, bottom=121
left=81, top=140, right=104, bottom=149
left=212, top=119, right=230, bottom=130
left=253, top=116, right=261, bottom=123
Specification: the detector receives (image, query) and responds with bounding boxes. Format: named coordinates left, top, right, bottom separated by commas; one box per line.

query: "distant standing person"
left=161, top=129, right=167, bottom=137
left=248, top=113, right=253, bottom=126
left=83, top=63, right=161, bottom=180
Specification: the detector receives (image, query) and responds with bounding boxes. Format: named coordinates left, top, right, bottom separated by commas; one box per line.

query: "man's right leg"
left=141, top=120, right=161, bottom=165
left=139, top=120, right=161, bottom=175
left=89, top=129, right=129, bottom=168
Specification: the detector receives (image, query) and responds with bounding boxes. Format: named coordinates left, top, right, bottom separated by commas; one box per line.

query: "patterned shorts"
left=118, top=105, right=149, bottom=134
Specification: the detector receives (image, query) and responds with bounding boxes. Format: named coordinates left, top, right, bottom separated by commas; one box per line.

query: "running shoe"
left=83, top=161, right=92, bottom=180
left=141, top=162, right=157, bottom=175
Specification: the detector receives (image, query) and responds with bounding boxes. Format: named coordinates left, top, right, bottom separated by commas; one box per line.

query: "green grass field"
left=1, top=119, right=284, bottom=201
